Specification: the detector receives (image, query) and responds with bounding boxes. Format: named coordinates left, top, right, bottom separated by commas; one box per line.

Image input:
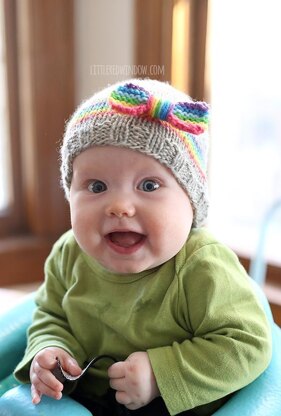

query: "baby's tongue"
left=110, top=232, right=143, bottom=248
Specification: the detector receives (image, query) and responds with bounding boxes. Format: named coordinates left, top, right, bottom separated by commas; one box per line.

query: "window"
left=171, top=0, right=191, bottom=91
left=0, top=2, right=11, bottom=211
left=207, top=0, right=281, bottom=267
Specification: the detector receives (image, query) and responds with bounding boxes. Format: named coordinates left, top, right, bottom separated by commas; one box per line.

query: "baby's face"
left=70, top=146, right=193, bottom=274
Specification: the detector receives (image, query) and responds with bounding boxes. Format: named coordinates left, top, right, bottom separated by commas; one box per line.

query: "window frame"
left=135, top=0, right=208, bottom=100
left=0, top=0, right=74, bottom=285
left=0, top=0, right=24, bottom=236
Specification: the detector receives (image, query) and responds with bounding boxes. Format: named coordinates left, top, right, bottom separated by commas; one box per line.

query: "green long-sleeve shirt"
left=14, top=228, right=271, bottom=415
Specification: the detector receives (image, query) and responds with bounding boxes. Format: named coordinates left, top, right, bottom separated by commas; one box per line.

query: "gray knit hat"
left=60, top=79, right=210, bottom=227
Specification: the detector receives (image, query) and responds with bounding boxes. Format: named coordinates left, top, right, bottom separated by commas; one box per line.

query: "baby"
left=15, top=79, right=271, bottom=415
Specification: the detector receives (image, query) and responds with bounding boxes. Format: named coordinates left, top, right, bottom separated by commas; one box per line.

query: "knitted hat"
left=60, top=79, right=210, bottom=227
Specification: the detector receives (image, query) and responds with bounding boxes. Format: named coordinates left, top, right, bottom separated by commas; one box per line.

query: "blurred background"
left=0, top=0, right=280, bottom=321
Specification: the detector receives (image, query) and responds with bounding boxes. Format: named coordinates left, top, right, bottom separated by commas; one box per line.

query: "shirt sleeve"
left=14, top=238, right=88, bottom=383
left=147, top=242, right=272, bottom=415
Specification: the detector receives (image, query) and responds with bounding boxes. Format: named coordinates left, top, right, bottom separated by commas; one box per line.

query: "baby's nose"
left=105, top=199, right=136, bottom=218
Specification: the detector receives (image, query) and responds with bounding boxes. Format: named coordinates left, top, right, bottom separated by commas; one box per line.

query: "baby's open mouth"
left=106, top=232, right=146, bottom=248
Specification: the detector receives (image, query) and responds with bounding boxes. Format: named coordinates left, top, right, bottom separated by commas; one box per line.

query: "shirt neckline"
left=81, top=252, right=159, bottom=284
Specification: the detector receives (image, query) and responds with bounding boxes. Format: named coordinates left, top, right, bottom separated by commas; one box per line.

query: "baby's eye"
left=138, top=179, right=160, bottom=192
left=88, top=180, right=107, bottom=193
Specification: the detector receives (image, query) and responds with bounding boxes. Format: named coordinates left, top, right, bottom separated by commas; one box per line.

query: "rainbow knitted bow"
left=109, top=83, right=209, bottom=135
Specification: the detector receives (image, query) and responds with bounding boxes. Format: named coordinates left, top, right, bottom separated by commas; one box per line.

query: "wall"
left=74, top=0, right=135, bottom=103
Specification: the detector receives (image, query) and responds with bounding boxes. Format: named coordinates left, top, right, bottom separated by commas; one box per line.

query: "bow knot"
left=109, top=83, right=209, bottom=135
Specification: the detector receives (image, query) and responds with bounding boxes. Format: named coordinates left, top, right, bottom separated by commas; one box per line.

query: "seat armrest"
left=0, top=295, right=35, bottom=379
left=213, top=323, right=281, bottom=416
left=0, top=385, right=92, bottom=416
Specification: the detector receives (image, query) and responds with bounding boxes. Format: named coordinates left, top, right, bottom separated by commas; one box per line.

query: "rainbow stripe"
left=160, top=120, right=207, bottom=178
left=73, top=101, right=109, bottom=125
left=179, top=131, right=206, bottom=178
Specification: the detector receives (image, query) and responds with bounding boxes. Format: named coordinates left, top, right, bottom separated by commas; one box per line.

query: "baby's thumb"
left=61, top=355, right=82, bottom=376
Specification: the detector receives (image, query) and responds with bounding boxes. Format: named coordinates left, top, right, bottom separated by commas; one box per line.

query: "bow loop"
left=109, top=83, right=150, bottom=116
left=109, top=83, right=209, bottom=135
left=168, top=101, right=209, bottom=135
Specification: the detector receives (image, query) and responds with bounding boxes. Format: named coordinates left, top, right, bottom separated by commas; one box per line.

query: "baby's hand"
left=108, top=351, right=160, bottom=410
left=30, top=347, right=81, bottom=404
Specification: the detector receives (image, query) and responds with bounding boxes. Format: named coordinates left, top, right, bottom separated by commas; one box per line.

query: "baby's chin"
left=96, top=249, right=180, bottom=275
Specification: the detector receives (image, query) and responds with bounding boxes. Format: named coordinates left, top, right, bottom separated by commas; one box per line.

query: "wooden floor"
left=264, top=283, right=281, bottom=326
left=0, top=283, right=40, bottom=315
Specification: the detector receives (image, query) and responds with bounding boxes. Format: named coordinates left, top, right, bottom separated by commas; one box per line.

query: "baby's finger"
left=108, top=361, right=125, bottom=379
left=59, top=355, right=82, bottom=377
left=31, top=363, right=64, bottom=394
left=31, top=374, right=63, bottom=401
left=109, top=376, right=126, bottom=392
left=31, top=384, right=41, bottom=405
left=115, top=390, right=132, bottom=406
left=115, top=391, right=140, bottom=410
